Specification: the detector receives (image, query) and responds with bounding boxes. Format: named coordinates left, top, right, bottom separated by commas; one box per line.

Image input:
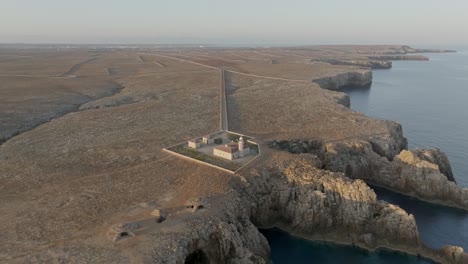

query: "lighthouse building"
left=213, top=136, right=250, bottom=160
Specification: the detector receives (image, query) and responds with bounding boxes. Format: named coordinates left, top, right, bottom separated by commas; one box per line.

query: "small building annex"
left=202, top=134, right=215, bottom=144
left=188, top=139, right=200, bottom=149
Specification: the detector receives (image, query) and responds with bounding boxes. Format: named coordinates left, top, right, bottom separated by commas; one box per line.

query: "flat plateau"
left=0, top=45, right=466, bottom=264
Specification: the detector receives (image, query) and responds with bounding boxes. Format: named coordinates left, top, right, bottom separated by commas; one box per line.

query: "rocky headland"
left=402, top=46, right=457, bottom=54
left=0, top=45, right=466, bottom=264
left=368, top=55, right=430, bottom=61
left=147, top=151, right=466, bottom=264
left=312, top=70, right=373, bottom=90
left=312, top=58, right=392, bottom=69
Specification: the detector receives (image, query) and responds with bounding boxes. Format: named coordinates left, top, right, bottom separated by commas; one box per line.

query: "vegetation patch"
left=171, top=145, right=242, bottom=171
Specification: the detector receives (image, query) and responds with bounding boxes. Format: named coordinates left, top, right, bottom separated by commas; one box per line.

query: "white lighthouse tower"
left=238, top=137, right=245, bottom=157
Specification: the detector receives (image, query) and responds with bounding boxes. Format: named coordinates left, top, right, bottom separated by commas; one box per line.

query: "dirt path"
left=220, top=70, right=228, bottom=131
left=61, top=57, right=98, bottom=77
left=153, top=60, right=165, bottom=67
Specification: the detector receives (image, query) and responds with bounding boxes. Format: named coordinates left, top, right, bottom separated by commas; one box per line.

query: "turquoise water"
left=262, top=49, right=468, bottom=263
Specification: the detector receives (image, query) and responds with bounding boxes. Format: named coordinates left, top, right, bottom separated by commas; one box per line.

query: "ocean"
left=261, top=49, right=468, bottom=263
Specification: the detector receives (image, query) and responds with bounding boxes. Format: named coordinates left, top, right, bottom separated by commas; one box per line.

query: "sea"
left=261, top=48, right=468, bottom=263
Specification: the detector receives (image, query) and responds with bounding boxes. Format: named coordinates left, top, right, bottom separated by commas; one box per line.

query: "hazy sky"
left=1, top=0, right=467, bottom=45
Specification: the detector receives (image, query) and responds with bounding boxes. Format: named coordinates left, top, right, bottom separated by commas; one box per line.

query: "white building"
left=188, top=139, right=200, bottom=149
left=202, top=134, right=215, bottom=144
left=213, top=137, right=250, bottom=160
left=213, top=145, right=238, bottom=160
left=238, top=137, right=250, bottom=157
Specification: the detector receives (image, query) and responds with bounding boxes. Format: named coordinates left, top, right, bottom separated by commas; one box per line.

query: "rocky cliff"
left=154, top=198, right=270, bottom=264
left=368, top=55, right=430, bottom=61
left=305, top=65, right=468, bottom=210
left=402, top=46, right=457, bottom=54
left=158, top=152, right=466, bottom=264
left=269, top=136, right=468, bottom=211
left=244, top=153, right=420, bottom=251
left=312, top=58, right=392, bottom=69
left=313, top=70, right=372, bottom=90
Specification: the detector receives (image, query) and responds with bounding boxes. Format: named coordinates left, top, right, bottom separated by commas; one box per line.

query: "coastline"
left=259, top=50, right=467, bottom=264
left=367, top=180, right=468, bottom=211
left=2, top=45, right=467, bottom=264
left=311, top=55, right=468, bottom=212
left=261, top=225, right=437, bottom=263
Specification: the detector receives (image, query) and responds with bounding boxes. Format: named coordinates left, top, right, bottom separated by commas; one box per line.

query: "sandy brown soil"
left=0, top=45, right=461, bottom=263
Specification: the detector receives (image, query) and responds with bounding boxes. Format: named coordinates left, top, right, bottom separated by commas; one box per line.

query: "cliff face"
left=244, top=154, right=420, bottom=250
left=312, top=59, right=392, bottom=69
left=313, top=70, right=372, bottom=90
left=393, top=150, right=467, bottom=205
left=409, top=148, right=455, bottom=182
left=269, top=135, right=468, bottom=210
left=163, top=151, right=465, bottom=264
left=368, top=55, right=429, bottom=61
left=402, top=46, right=457, bottom=53
left=291, top=70, right=468, bottom=210
left=141, top=191, right=270, bottom=264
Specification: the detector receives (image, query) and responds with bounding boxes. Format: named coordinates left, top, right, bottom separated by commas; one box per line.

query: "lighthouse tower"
left=238, top=137, right=245, bottom=157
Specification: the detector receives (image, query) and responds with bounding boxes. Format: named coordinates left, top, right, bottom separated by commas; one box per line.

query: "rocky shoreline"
left=312, top=70, right=373, bottom=90
left=307, top=65, right=468, bottom=211
left=159, top=150, right=466, bottom=264
left=312, top=58, right=392, bottom=69
left=2, top=46, right=466, bottom=264
left=158, top=67, right=468, bottom=263
left=173, top=60, right=468, bottom=263
left=368, top=55, right=430, bottom=61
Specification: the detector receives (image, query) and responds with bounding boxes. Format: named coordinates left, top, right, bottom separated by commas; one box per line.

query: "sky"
left=1, top=0, right=468, bottom=46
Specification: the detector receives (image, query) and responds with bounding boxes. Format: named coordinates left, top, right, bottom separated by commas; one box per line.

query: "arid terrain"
left=0, top=45, right=466, bottom=263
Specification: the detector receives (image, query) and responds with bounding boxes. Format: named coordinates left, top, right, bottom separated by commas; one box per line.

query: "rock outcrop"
left=402, top=46, right=457, bottom=54
left=312, top=58, right=392, bottom=69
left=368, top=55, right=429, bottom=61
left=143, top=147, right=466, bottom=263
left=142, top=194, right=270, bottom=264
left=313, top=70, right=372, bottom=90
left=243, top=154, right=420, bottom=251
left=392, top=150, right=467, bottom=207
left=176, top=151, right=466, bottom=264
left=409, top=148, right=455, bottom=182
left=269, top=137, right=468, bottom=210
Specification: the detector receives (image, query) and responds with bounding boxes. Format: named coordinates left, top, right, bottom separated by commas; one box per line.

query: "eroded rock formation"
left=312, top=58, right=392, bottom=69
left=269, top=135, right=468, bottom=211
left=245, top=153, right=420, bottom=251
left=368, top=55, right=430, bottom=61
left=161, top=152, right=466, bottom=264
left=313, top=70, right=372, bottom=90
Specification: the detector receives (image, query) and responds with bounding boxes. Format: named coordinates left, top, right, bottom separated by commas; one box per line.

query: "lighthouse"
left=238, top=137, right=245, bottom=157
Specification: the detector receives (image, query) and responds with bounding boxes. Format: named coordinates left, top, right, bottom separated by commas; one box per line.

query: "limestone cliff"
left=156, top=153, right=422, bottom=263
left=156, top=204, right=270, bottom=264
left=159, top=152, right=466, bottom=264
left=368, top=55, right=429, bottom=61
left=313, top=70, right=372, bottom=90
left=312, top=58, right=392, bottom=69
left=269, top=137, right=468, bottom=211
left=402, top=46, right=457, bottom=53
left=244, top=153, right=420, bottom=251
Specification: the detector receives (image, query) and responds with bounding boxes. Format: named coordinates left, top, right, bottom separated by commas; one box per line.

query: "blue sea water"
left=261, top=49, right=468, bottom=263
left=261, top=228, right=433, bottom=264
